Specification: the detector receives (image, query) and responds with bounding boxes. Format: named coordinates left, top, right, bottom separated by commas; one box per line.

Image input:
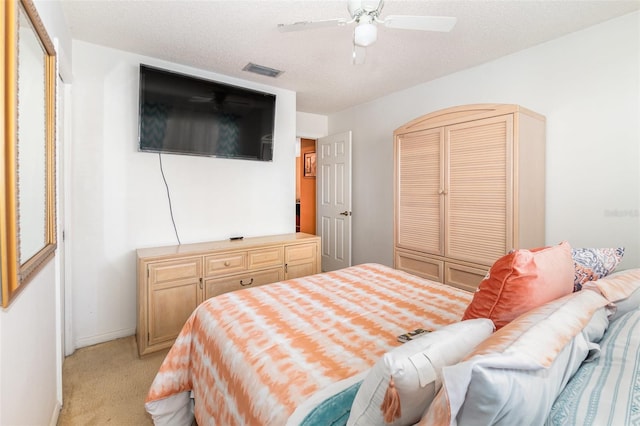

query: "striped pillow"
left=547, top=307, right=640, bottom=425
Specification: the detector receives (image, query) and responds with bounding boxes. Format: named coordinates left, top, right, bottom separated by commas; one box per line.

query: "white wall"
left=69, top=41, right=297, bottom=349
left=0, top=1, right=72, bottom=424
left=330, top=11, right=640, bottom=270
left=0, top=263, right=59, bottom=425
left=297, top=111, right=328, bottom=139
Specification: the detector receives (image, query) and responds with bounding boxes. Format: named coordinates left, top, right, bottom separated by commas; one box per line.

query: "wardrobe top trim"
left=395, top=104, right=545, bottom=134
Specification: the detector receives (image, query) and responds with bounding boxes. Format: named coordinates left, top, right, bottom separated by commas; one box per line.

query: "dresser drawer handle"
left=224, top=261, right=231, bottom=267
left=240, top=278, right=254, bottom=286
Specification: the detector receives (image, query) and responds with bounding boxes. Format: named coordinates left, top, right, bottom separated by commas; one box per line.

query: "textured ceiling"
left=60, top=0, right=640, bottom=115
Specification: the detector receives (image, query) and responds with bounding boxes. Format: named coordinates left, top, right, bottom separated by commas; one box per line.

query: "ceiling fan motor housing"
left=348, top=0, right=384, bottom=19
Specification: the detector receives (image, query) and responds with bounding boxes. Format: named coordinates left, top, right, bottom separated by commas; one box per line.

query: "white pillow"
left=347, top=319, right=494, bottom=426
left=590, top=269, right=640, bottom=321
left=419, top=289, right=610, bottom=426
left=610, top=286, right=640, bottom=322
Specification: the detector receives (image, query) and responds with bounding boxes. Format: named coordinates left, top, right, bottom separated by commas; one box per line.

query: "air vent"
left=242, top=62, right=283, bottom=78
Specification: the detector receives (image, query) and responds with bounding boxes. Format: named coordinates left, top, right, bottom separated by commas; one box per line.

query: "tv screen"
left=138, top=64, right=275, bottom=161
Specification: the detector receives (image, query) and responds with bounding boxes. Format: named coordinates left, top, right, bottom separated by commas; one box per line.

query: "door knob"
left=339, top=211, right=352, bottom=216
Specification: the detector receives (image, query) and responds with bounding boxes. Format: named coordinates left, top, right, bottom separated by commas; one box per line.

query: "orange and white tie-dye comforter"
left=145, top=263, right=472, bottom=425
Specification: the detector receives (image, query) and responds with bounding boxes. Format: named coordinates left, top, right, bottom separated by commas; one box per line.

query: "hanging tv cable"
left=158, top=152, right=181, bottom=244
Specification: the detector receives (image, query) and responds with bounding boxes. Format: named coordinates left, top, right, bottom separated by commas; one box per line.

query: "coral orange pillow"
left=462, top=241, right=575, bottom=329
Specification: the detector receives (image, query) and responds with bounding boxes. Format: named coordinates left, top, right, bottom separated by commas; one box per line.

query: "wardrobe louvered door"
left=395, top=127, right=444, bottom=256
left=445, top=115, right=513, bottom=266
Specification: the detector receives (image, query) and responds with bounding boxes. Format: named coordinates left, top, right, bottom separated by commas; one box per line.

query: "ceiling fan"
left=277, top=0, right=457, bottom=64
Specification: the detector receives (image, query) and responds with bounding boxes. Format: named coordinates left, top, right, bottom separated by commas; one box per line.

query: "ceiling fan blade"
left=352, top=43, right=366, bottom=65
left=382, top=15, right=457, bottom=32
left=278, top=18, right=349, bottom=32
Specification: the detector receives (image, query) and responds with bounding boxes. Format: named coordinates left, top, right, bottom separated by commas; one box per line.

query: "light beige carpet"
left=57, top=335, right=169, bottom=425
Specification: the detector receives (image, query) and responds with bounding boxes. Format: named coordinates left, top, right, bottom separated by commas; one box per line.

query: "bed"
left=146, top=244, right=640, bottom=426
left=145, top=263, right=474, bottom=425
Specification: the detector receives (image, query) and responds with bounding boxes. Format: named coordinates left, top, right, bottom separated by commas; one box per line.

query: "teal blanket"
left=299, top=382, right=362, bottom=426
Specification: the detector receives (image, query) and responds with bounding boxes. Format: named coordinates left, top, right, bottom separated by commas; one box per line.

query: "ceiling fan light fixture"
left=354, top=21, right=377, bottom=47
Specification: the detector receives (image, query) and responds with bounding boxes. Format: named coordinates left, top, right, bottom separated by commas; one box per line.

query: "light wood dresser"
left=394, top=104, right=546, bottom=292
left=136, top=232, right=320, bottom=356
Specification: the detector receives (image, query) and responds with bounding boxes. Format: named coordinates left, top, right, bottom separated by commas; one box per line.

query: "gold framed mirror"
left=1, top=0, right=57, bottom=307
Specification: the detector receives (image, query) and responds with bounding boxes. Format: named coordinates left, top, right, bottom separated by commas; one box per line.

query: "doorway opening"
left=296, top=138, right=316, bottom=234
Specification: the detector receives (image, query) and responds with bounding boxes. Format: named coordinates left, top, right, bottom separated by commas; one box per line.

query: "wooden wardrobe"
left=393, top=104, right=546, bottom=292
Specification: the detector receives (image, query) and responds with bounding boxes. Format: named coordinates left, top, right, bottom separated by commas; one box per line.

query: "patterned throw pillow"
left=572, top=247, right=625, bottom=291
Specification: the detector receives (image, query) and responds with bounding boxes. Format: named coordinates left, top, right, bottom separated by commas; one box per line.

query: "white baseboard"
left=49, top=401, right=61, bottom=426
left=74, top=327, right=136, bottom=351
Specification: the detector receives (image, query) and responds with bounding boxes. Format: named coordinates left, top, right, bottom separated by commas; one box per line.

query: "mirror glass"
left=1, top=0, right=56, bottom=307
left=18, top=3, right=47, bottom=264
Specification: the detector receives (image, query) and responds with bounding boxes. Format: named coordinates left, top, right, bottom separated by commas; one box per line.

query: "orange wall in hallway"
left=299, top=139, right=316, bottom=234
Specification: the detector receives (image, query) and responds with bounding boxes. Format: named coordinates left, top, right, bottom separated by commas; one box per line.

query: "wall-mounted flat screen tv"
left=138, top=64, right=275, bottom=161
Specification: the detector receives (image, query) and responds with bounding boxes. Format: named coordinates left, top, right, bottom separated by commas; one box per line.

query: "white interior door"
left=317, top=131, right=352, bottom=272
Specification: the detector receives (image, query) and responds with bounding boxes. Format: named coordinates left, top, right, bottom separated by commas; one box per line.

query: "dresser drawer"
left=204, top=267, right=283, bottom=299
left=444, top=262, right=487, bottom=292
left=248, top=246, right=283, bottom=269
left=148, top=257, right=202, bottom=285
left=394, top=249, right=443, bottom=283
left=285, top=243, right=316, bottom=263
left=204, top=252, right=247, bottom=275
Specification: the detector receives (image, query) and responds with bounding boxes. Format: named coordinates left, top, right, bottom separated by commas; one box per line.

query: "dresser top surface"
left=137, top=233, right=319, bottom=259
